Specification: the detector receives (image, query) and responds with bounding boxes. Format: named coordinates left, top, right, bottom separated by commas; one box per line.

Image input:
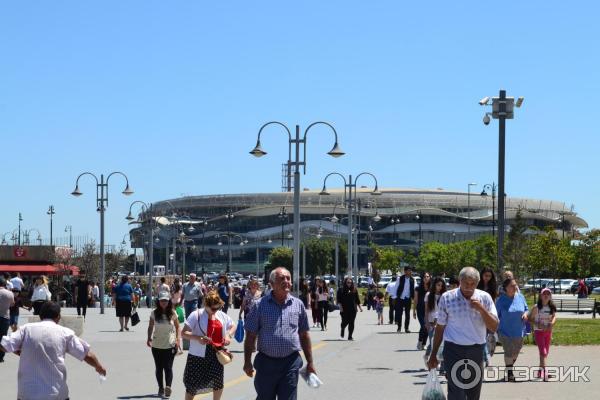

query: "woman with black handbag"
left=181, top=290, right=236, bottom=400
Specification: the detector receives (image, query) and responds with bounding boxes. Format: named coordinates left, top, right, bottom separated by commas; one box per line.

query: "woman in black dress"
left=414, top=272, right=431, bottom=350
left=337, top=277, right=363, bottom=340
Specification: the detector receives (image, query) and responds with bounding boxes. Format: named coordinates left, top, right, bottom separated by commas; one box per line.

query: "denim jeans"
left=184, top=300, right=198, bottom=318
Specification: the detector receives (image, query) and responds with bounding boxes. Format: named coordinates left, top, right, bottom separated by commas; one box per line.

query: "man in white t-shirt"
left=386, top=276, right=399, bottom=324
left=427, top=267, right=498, bottom=400
left=10, top=272, right=24, bottom=292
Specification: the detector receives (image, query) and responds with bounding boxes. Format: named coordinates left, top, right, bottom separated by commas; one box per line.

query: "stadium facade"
left=129, top=188, right=588, bottom=274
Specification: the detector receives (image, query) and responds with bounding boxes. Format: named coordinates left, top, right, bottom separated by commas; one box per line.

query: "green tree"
left=473, top=235, right=497, bottom=270
left=268, top=247, right=293, bottom=271
left=574, top=230, right=600, bottom=277
left=527, top=229, right=574, bottom=283
left=417, top=241, right=449, bottom=276
left=505, top=208, right=529, bottom=277
left=445, top=240, right=476, bottom=278
left=372, top=245, right=404, bottom=276
left=303, top=237, right=334, bottom=276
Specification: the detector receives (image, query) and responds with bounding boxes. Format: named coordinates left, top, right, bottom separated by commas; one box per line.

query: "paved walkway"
left=1, top=307, right=598, bottom=399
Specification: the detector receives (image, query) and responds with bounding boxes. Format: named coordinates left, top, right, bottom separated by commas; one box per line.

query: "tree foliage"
left=268, top=246, right=293, bottom=271
left=372, top=245, right=404, bottom=276
left=303, top=237, right=334, bottom=276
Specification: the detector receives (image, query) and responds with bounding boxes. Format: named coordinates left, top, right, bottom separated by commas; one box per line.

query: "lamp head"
left=330, top=214, right=339, bottom=224
left=371, top=186, right=382, bottom=196
left=188, top=225, right=196, bottom=233
left=71, top=186, right=83, bottom=197
left=327, top=142, right=345, bottom=158
left=122, top=184, right=134, bottom=196
left=249, top=140, right=267, bottom=157
left=319, top=186, right=330, bottom=196
left=372, top=212, right=382, bottom=223
left=267, top=238, right=272, bottom=243
left=125, top=211, right=135, bottom=221
left=480, top=190, right=488, bottom=197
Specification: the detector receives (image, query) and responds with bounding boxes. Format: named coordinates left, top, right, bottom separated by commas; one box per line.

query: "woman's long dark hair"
left=154, top=298, right=174, bottom=320
left=418, top=272, right=431, bottom=293
left=477, top=267, right=498, bottom=301
left=427, top=277, right=446, bottom=312
left=342, top=278, right=356, bottom=295
left=317, top=279, right=328, bottom=294
left=172, top=278, right=181, bottom=294
left=536, top=296, right=557, bottom=315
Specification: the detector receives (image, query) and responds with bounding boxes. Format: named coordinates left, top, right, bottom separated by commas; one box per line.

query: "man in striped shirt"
left=244, top=267, right=315, bottom=399
left=0, top=301, right=106, bottom=400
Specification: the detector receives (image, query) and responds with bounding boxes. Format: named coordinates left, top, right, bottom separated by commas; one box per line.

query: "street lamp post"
left=319, top=172, right=381, bottom=283
left=481, top=183, right=497, bottom=237
left=18, top=213, right=23, bottom=246
left=65, top=225, right=73, bottom=248
left=415, top=210, right=423, bottom=250
left=224, top=210, right=234, bottom=273
left=47, top=205, right=55, bottom=246
left=390, top=217, right=400, bottom=248
left=126, top=201, right=154, bottom=307
left=467, top=183, right=477, bottom=234
left=480, top=90, right=524, bottom=270
left=251, top=121, right=344, bottom=293
left=71, top=172, right=133, bottom=314
left=278, top=207, right=287, bottom=247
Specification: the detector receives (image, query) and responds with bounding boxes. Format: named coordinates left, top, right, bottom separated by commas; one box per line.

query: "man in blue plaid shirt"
left=244, top=267, right=316, bottom=399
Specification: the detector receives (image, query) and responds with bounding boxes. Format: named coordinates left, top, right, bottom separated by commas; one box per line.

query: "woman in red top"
left=181, top=291, right=236, bottom=400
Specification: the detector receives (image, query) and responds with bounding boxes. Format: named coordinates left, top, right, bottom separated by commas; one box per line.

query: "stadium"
left=128, top=188, right=588, bottom=274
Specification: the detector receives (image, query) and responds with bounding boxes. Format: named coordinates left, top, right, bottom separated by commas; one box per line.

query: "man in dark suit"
left=395, top=266, right=415, bottom=333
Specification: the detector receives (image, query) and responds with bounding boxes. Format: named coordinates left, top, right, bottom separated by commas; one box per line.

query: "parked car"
left=545, top=279, right=577, bottom=294
left=378, top=276, right=392, bottom=288
left=358, top=276, right=373, bottom=288
left=592, top=286, right=600, bottom=295
left=523, top=279, right=553, bottom=293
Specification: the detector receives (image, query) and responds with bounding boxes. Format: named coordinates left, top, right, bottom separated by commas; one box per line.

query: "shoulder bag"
left=196, top=310, right=233, bottom=366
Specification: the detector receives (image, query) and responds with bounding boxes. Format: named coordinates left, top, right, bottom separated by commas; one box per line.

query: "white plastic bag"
left=299, top=366, right=323, bottom=389
left=422, top=369, right=446, bottom=400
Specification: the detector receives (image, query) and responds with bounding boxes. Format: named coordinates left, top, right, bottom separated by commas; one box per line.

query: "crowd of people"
left=0, top=265, right=570, bottom=400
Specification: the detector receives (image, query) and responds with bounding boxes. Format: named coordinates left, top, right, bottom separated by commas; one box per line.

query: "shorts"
left=534, top=330, right=552, bottom=357
left=499, top=335, right=524, bottom=359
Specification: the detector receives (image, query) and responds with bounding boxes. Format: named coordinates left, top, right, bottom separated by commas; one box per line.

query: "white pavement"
left=1, top=306, right=599, bottom=399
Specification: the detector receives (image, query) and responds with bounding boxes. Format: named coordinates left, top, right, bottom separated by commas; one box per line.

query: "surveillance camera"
left=479, top=96, right=490, bottom=106
left=483, top=114, right=491, bottom=125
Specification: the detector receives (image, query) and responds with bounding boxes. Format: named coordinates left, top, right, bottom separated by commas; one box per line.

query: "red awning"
left=0, top=264, right=80, bottom=275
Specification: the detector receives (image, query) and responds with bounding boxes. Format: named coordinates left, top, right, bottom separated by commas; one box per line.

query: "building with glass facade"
left=129, top=188, right=588, bottom=274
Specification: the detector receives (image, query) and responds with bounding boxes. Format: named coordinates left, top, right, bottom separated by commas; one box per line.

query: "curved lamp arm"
left=251, top=121, right=293, bottom=163
left=354, top=172, right=381, bottom=196
left=107, top=171, right=134, bottom=196
left=303, top=121, right=344, bottom=174
left=320, top=172, right=348, bottom=200
left=71, top=172, right=99, bottom=196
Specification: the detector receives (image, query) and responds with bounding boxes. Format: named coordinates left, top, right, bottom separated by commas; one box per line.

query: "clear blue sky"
left=1, top=1, right=598, bottom=247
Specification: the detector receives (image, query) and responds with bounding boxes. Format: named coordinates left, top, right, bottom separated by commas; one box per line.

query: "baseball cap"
left=158, top=291, right=170, bottom=301
left=540, top=288, right=552, bottom=295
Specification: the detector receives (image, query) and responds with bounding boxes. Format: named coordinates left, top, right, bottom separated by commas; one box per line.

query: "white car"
left=378, top=276, right=392, bottom=288
left=592, top=286, right=600, bottom=295
left=523, top=279, right=553, bottom=292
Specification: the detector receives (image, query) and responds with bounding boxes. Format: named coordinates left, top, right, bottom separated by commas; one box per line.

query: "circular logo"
left=450, top=359, right=482, bottom=390
left=14, top=247, right=27, bottom=258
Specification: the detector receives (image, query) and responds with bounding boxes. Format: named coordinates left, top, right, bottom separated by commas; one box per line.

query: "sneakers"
left=164, top=386, right=172, bottom=398
left=348, top=337, right=354, bottom=341
left=405, top=329, right=411, bottom=333
left=158, top=388, right=164, bottom=397
left=417, top=342, right=424, bottom=351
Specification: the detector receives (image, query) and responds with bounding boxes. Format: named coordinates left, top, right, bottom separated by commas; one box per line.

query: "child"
left=375, top=291, right=384, bottom=325
left=529, top=287, right=556, bottom=381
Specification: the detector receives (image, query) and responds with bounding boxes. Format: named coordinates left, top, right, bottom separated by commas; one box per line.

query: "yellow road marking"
left=196, top=341, right=327, bottom=398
